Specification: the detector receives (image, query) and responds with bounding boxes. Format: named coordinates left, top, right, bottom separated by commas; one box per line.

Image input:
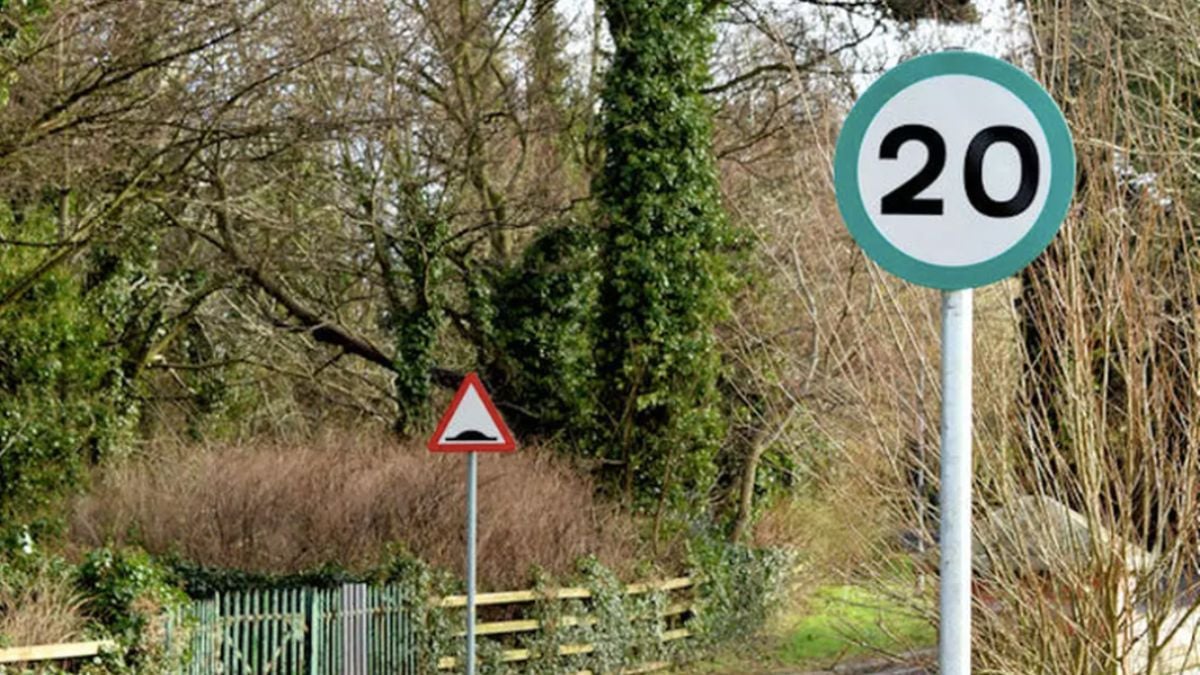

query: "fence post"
left=341, top=583, right=367, bottom=675
left=312, top=586, right=321, bottom=672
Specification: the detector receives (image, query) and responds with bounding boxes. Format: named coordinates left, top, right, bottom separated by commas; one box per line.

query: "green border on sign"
left=833, top=51, right=1075, bottom=290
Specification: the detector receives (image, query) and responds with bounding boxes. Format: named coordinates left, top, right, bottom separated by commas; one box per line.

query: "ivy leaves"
left=594, top=0, right=734, bottom=519
left=0, top=202, right=133, bottom=530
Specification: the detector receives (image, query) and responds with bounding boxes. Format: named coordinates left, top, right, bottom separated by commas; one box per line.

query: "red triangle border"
left=427, top=372, right=517, bottom=452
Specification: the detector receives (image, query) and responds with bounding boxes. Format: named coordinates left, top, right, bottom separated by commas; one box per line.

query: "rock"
left=972, top=494, right=1155, bottom=576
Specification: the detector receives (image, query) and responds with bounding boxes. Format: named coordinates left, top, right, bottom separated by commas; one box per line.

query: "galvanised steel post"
left=466, top=451, right=478, bottom=675
left=939, top=288, right=973, bottom=675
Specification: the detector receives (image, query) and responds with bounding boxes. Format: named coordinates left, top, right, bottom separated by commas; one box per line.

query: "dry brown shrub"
left=69, top=433, right=641, bottom=590
left=715, top=65, right=988, bottom=570
left=0, top=563, right=87, bottom=646
left=966, top=1, right=1200, bottom=671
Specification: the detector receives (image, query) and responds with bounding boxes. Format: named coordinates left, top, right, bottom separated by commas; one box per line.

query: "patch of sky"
left=555, top=0, right=1032, bottom=95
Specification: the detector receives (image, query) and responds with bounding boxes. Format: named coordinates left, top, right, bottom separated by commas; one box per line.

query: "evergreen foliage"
left=76, top=547, right=186, bottom=646
left=0, top=202, right=135, bottom=533
left=593, top=0, right=735, bottom=515
left=387, top=195, right=448, bottom=435
left=486, top=224, right=598, bottom=435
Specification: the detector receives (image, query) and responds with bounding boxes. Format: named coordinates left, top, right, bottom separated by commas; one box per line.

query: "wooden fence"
left=434, top=576, right=696, bottom=673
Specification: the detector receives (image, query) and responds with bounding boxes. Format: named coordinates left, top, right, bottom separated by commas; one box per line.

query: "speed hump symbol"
left=834, top=51, right=1075, bottom=290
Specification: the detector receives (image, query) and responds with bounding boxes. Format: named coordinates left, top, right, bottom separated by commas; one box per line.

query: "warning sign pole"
left=465, top=450, right=478, bottom=675
left=428, top=372, right=516, bottom=675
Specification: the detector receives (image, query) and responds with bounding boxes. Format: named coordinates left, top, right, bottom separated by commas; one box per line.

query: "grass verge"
left=686, top=581, right=934, bottom=673
left=779, top=584, right=934, bottom=667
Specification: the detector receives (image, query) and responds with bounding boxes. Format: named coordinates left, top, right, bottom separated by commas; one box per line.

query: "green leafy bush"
left=417, top=542, right=788, bottom=674
left=374, top=550, right=461, bottom=675
left=164, top=557, right=359, bottom=598
left=0, top=202, right=136, bottom=536
left=76, top=547, right=186, bottom=666
left=486, top=224, right=599, bottom=435
left=688, top=535, right=795, bottom=648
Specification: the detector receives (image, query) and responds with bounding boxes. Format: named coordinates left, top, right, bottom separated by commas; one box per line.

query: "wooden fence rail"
left=0, top=640, right=116, bottom=665
left=434, top=576, right=696, bottom=672
left=436, top=576, right=695, bottom=608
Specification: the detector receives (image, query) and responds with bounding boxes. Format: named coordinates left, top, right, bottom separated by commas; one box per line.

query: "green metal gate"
left=168, top=583, right=418, bottom=674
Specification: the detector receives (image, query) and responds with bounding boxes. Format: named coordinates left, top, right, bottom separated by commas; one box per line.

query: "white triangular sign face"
left=427, top=373, right=516, bottom=452
left=439, top=386, right=502, bottom=444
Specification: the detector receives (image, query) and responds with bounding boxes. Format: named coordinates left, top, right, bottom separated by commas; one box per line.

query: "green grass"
left=779, top=584, right=935, bottom=667
left=683, top=580, right=935, bottom=673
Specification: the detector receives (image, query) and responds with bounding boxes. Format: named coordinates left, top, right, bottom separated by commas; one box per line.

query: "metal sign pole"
left=832, top=51, right=1073, bottom=675
left=429, top=373, right=515, bottom=674
left=466, top=451, right=478, bottom=675
left=939, top=288, right=973, bottom=674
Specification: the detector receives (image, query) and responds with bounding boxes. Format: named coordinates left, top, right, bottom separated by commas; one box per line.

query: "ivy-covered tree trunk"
left=594, top=0, right=732, bottom=526
left=384, top=186, right=447, bottom=436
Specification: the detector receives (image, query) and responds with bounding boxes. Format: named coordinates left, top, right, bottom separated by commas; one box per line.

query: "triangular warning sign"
left=427, top=372, right=516, bottom=452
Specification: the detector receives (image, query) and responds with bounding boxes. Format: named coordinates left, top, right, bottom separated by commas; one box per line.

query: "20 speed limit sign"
left=834, top=51, right=1075, bottom=289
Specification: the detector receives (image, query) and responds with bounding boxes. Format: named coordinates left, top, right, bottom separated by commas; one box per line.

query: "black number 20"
left=879, top=124, right=1039, bottom=218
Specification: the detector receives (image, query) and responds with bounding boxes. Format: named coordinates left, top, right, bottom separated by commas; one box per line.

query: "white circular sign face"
left=858, top=75, right=1052, bottom=267
left=834, top=52, right=1075, bottom=289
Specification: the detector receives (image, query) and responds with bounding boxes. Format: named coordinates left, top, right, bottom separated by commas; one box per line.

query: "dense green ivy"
left=392, top=306, right=444, bottom=433
left=593, top=0, right=735, bottom=516
left=163, top=558, right=361, bottom=598
left=687, top=534, right=794, bottom=648
left=388, top=204, right=447, bottom=435
left=0, top=202, right=136, bottom=535
left=485, top=224, right=598, bottom=435
left=76, top=548, right=187, bottom=648
left=406, top=544, right=787, bottom=674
